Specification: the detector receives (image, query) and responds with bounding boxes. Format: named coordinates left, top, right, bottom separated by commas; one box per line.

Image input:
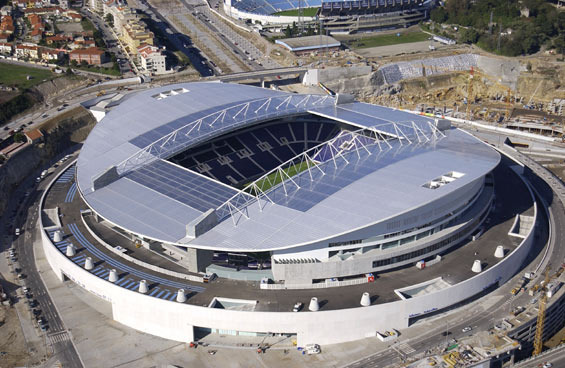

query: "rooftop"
left=76, top=83, right=500, bottom=251
left=70, top=47, right=104, bottom=56
left=275, top=35, right=340, bottom=52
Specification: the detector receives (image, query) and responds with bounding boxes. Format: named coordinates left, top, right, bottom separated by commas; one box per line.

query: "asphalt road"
left=139, top=0, right=215, bottom=77
left=515, top=345, right=565, bottom=367
left=3, top=155, right=83, bottom=368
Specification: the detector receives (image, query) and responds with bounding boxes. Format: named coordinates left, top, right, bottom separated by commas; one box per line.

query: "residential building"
left=0, top=15, right=14, bottom=34
left=25, top=129, right=44, bottom=144
left=0, top=42, right=12, bottom=54
left=0, top=5, right=12, bottom=16
left=89, top=0, right=103, bottom=14
left=13, top=0, right=27, bottom=9
left=69, top=46, right=105, bottom=65
left=46, top=34, right=71, bottom=44
left=23, top=7, right=62, bottom=16
left=41, top=46, right=63, bottom=60
left=15, top=43, right=40, bottom=59
left=120, top=18, right=153, bottom=56
left=138, top=43, right=167, bottom=75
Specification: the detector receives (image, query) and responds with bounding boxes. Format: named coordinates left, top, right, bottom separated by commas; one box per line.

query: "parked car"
left=293, top=302, right=303, bottom=312
left=462, top=326, right=472, bottom=333
left=15, top=228, right=20, bottom=236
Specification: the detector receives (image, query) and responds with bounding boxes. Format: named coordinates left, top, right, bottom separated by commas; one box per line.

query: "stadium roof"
left=77, top=82, right=500, bottom=251
left=275, top=35, right=340, bottom=52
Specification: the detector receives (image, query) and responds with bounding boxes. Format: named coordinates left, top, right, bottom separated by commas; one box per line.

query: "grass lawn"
left=273, top=7, right=318, bottom=17
left=173, top=51, right=191, bottom=66
left=0, top=63, right=55, bottom=89
left=347, top=31, right=430, bottom=49
left=247, top=160, right=313, bottom=193
left=81, top=18, right=96, bottom=32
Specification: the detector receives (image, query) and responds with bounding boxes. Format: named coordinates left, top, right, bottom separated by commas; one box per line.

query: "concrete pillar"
left=176, top=289, right=186, bottom=303
left=66, top=244, right=76, bottom=257
left=309, top=297, right=319, bottom=311
left=472, top=260, right=482, bottom=273
left=138, top=280, right=148, bottom=293
left=495, top=245, right=505, bottom=258
left=360, top=292, right=371, bottom=307
left=108, top=269, right=118, bottom=282
left=84, top=256, right=94, bottom=270
left=54, top=230, right=63, bottom=242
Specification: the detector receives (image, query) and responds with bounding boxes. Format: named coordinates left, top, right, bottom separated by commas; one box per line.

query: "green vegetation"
left=71, top=64, right=120, bottom=76
left=283, top=21, right=320, bottom=38
left=0, top=93, right=36, bottom=125
left=105, top=13, right=114, bottom=28
left=80, top=18, right=96, bottom=32
left=80, top=18, right=105, bottom=48
left=430, top=0, right=565, bottom=56
left=0, top=63, right=55, bottom=89
left=346, top=31, right=430, bottom=49
left=274, top=7, right=319, bottom=17
left=246, top=160, right=312, bottom=194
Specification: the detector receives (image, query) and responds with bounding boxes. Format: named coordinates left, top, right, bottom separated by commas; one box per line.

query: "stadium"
left=224, top=0, right=434, bottom=33
left=40, top=82, right=540, bottom=345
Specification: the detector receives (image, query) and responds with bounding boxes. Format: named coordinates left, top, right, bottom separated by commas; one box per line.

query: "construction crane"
left=533, top=267, right=551, bottom=356
left=466, top=67, right=513, bottom=122
left=525, top=80, right=543, bottom=109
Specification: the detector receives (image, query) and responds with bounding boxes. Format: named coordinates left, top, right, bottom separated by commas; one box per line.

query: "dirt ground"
left=0, top=91, right=18, bottom=104
left=55, top=21, right=84, bottom=34
left=0, top=306, right=42, bottom=367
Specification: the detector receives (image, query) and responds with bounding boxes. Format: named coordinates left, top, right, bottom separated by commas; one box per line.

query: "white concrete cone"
left=360, top=292, right=371, bottom=307
left=84, top=256, right=94, bottom=270
left=138, top=280, right=148, bottom=294
left=54, top=230, right=63, bottom=242
left=176, top=289, right=186, bottom=303
left=108, top=269, right=118, bottom=283
left=472, top=260, right=483, bottom=273
left=309, top=297, right=319, bottom=312
left=65, top=244, right=75, bottom=257
left=494, top=245, right=505, bottom=258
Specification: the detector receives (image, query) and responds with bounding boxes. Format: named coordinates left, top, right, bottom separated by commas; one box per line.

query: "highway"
left=2, top=155, right=83, bottom=367
left=139, top=0, right=215, bottom=77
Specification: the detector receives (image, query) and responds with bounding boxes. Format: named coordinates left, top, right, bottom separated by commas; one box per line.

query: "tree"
left=105, top=13, right=114, bottom=28
left=459, top=28, right=479, bottom=44
left=13, top=132, right=25, bottom=143
left=430, top=7, right=448, bottom=23
left=284, top=24, right=291, bottom=38
left=80, top=60, right=88, bottom=67
left=554, top=36, right=565, bottom=59
left=71, top=59, right=78, bottom=67
left=66, top=67, right=73, bottom=76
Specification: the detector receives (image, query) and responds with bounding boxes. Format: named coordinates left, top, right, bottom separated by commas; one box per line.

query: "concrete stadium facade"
left=40, top=158, right=538, bottom=345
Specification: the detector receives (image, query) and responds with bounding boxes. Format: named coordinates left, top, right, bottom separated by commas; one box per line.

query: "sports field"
left=347, top=31, right=429, bottom=49
left=0, top=63, right=55, bottom=89
left=273, top=7, right=318, bottom=16
left=247, top=160, right=312, bottom=193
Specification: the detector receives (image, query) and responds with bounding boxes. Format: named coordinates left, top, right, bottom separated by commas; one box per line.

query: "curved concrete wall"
left=40, top=162, right=538, bottom=346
